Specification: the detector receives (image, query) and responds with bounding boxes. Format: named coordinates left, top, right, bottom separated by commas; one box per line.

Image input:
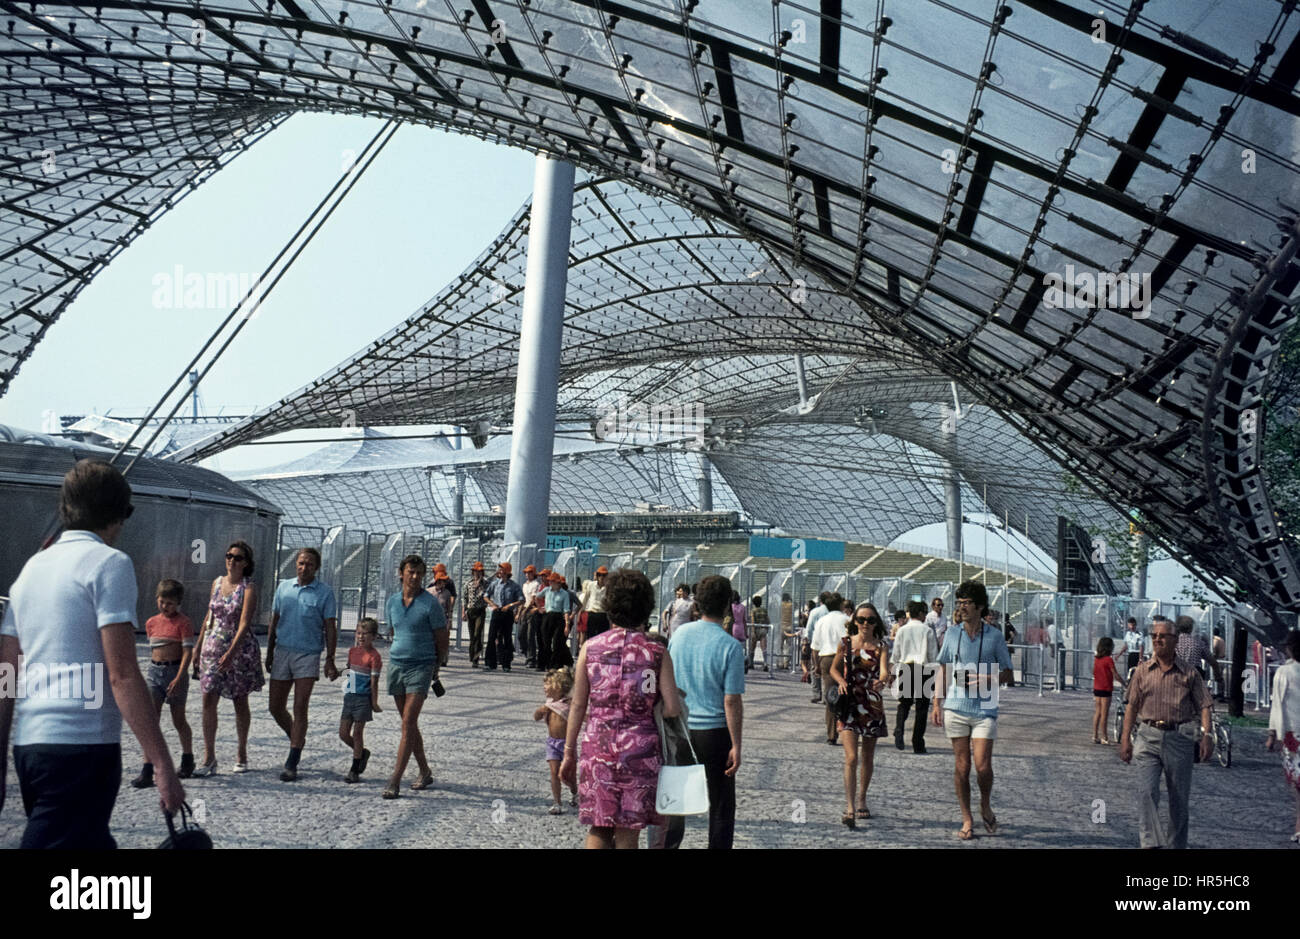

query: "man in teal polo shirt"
left=267, top=547, right=339, bottom=782
left=931, top=580, right=1014, bottom=840
left=381, top=554, right=448, bottom=798
left=664, top=574, right=745, bottom=849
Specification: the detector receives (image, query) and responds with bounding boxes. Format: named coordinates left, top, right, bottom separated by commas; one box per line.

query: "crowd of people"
left=2, top=459, right=1299, bottom=849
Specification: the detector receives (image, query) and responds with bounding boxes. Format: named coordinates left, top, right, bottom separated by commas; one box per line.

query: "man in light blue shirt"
left=932, top=580, right=1014, bottom=841
left=665, top=574, right=745, bottom=849
left=266, top=547, right=339, bottom=782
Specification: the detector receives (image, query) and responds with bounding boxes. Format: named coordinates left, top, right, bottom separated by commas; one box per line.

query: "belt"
left=1142, top=719, right=1179, bottom=731
left=151, top=657, right=182, bottom=665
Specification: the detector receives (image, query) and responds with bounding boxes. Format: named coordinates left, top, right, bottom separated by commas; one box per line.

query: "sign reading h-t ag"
left=749, top=537, right=844, bottom=562
left=547, top=535, right=600, bottom=553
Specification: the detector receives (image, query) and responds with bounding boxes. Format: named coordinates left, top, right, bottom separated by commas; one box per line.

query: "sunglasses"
left=226, top=553, right=246, bottom=562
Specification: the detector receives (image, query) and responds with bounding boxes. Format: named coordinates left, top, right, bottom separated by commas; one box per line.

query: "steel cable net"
left=3, top=1, right=1299, bottom=627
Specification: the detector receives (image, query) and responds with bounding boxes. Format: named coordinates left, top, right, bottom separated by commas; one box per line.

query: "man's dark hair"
left=1286, top=630, right=1300, bottom=662
left=156, top=579, right=184, bottom=602
left=298, top=546, right=322, bottom=567
left=906, top=600, right=928, bottom=620
left=825, top=593, right=844, bottom=613
left=695, top=575, right=733, bottom=618
left=818, top=591, right=831, bottom=605
left=1127, top=617, right=1137, bottom=626
left=59, top=459, right=132, bottom=531
left=954, top=580, right=989, bottom=616
left=752, top=595, right=762, bottom=607
left=605, top=568, right=656, bottom=629
left=894, top=609, right=907, bottom=622
left=399, top=554, right=426, bottom=574
left=1174, top=615, right=1195, bottom=634
left=782, top=592, right=791, bottom=602
left=677, top=582, right=691, bottom=593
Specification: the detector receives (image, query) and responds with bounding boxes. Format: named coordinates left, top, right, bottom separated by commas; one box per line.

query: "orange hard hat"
left=595, top=566, right=608, bottom=575
left=471, top=561, right=485, bottom=571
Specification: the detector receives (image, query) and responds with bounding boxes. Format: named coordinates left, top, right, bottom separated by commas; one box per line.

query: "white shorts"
left=943, top=710, right=998, bottom=740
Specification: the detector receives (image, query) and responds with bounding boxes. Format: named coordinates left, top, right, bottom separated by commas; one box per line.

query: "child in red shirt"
left=132, top=579, right=196, bottom=787
left=340, top=618, right=383, bottom=783
left=1092, top=636, right=1126, bottom=744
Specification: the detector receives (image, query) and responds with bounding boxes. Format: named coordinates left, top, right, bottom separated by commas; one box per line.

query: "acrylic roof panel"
left=2, top=1, right=1297, bottom=628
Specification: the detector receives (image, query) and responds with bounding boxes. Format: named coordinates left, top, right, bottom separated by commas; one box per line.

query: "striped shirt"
left=1128, top=655, right=1211, bottom=725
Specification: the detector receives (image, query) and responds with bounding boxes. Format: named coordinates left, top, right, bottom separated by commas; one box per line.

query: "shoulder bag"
left=653, top=699, right=709, bottom=816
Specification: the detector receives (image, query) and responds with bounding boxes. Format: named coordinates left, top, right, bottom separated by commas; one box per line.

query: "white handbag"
left=654, top=700, right=710, bottom=816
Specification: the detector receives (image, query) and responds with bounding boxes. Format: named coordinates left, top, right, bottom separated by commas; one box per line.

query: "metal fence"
left=273, top=530, right=1276, bottom=706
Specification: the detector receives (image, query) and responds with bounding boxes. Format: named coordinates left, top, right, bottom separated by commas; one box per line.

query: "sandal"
left=956, top=825, right=975, bottom=841
left=841, top=811, right=856, bottom=830
left=382, top=784, right=400, bottom=799
left=856, top=805, right=871, bottom=820
left=982, top=812, right=999, bottom=835
left=410, top=771, right=434, bottom=791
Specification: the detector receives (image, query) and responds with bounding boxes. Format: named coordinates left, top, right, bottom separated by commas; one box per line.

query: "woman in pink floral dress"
left=191, top=541, right=263, bottom=776
left=561, top=569, right=683, bottom=848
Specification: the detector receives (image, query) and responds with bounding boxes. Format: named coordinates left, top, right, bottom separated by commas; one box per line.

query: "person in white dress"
left=1264, top=630, right=1300, bottom=843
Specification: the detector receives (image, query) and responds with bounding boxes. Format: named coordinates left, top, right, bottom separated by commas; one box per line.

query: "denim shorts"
left=146, top=659, right=188, bottom=705
left=340, top=693, right=373, bottom=723
left=387, top=660, right=434, bottom=697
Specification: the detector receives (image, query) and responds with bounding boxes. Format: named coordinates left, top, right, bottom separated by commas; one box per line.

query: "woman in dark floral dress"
left=560, top=569, right=683, bottom=848
left=830, top=603, right=891, bottom=828
left=191, top=541, right=263, bottom=776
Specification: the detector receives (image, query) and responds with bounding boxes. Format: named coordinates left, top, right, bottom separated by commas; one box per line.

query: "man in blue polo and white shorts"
left=931, top=580, right=1014, bottom=841
left=266, top=547, right=339, bottom=782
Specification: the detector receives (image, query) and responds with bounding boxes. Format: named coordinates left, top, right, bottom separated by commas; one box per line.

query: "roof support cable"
left=112, top=117, right=400, bottom=474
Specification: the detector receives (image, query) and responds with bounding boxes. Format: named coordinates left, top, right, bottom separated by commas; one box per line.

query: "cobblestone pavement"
left=2, top=645, right=1293, bottom=848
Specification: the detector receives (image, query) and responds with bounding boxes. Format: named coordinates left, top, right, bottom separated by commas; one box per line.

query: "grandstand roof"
left=3, top=1, right=1297, bottom=629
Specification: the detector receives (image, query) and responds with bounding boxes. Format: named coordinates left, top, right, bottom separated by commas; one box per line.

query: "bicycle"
left=1211, top=710, right=1231, bottom=768
left=1113, top=692, right=1136, bottom=746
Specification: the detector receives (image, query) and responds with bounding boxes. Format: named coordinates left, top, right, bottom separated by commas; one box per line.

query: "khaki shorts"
left=270, top=648, right=321, bottom=681
left=943, top=710, right=998, bottom=740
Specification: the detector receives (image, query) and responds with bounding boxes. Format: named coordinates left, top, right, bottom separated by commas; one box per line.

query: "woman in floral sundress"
left=830, top=602, right=890, bottom=829
left=191, top=540, right=263, bottom=776
left=560, top=569, right=683, bottom=848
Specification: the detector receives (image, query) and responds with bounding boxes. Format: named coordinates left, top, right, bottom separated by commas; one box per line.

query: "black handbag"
left=158, top=802, right=213, bottom=850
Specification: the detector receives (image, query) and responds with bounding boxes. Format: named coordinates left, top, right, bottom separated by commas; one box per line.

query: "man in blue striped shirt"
left=931, top=580, right=1014, bottom=841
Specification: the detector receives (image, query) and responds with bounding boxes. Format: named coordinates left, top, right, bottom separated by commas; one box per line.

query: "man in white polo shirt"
left=892, top=600, right=938, bottom=754
left=0, top=460, right=184, bottom=847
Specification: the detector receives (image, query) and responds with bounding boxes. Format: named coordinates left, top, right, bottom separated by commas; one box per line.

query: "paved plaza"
left=2, top=642, right=1292, bottom=849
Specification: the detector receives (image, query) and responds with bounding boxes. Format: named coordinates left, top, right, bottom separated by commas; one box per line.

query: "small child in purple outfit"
left=533, top=667, right=578, bottom=814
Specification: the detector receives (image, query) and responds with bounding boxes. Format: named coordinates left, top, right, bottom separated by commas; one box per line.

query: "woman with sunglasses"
left=829, top=602, right=891, bottom=828
left=192, top=541, right=264, bottom=775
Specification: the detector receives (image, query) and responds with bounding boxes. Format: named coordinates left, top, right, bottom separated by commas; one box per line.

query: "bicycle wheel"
left=1215, top=723, right=1231, bottom=768
left=1114, top=704, right=1125, bottom=743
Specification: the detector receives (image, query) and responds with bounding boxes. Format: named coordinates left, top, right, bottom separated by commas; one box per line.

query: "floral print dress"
left=578, top=628, right=664, bottom=829
left=837, top=635, right=888, bottom=738
left=198, top=578, right=264, bottom=699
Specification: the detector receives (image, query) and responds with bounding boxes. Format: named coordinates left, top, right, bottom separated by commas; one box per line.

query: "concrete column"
left=697, top=452, right=713, bottom=511
left=943, top=424, right=961, bottom=557
left=1130, top=530, right=1149, bottom=599
left=504, top=156, right=574, bottom=548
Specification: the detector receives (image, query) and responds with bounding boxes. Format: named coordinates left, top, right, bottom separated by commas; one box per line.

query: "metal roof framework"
left=2, top=1, right=1299, bottom=629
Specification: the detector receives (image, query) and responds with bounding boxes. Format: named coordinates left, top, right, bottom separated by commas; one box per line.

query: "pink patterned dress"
left=578, top=627, right=664, bottom=829
left=198, top=578, right=264, bottom=699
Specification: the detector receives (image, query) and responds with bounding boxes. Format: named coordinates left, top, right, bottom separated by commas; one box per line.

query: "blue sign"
left=748, top=537, right=844, bottom=562
left=547, top=535, right=600, bottom=553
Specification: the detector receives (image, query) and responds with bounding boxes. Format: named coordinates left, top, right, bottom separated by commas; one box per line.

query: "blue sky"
left=0, top=113, right=1203, bottom=604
